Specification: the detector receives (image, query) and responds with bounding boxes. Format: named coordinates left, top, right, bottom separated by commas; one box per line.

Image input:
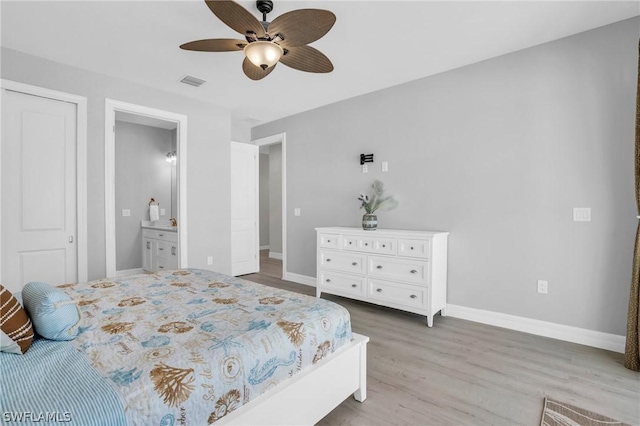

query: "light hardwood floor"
left=243, top=251, right=640, bottom=425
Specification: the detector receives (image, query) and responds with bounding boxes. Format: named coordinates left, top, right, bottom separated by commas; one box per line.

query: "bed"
left=1, top=269, right=368, bottom=425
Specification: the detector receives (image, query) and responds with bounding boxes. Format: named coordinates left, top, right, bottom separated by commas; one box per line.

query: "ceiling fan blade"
left=267, top=9, right=336, bottom=47
left=242, top=57, right=276, bottom=80
left=205, top=0, right=265, bottom=38
left=279, top=46, right=333, bottom=73
left=180, top=38, right=247, bottom=52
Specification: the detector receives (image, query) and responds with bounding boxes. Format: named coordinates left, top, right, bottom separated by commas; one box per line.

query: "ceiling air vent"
left=179, top=75, right=207, bottom=87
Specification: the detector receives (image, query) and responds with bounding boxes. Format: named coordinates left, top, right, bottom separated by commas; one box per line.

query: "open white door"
left=231, top=142, right=259, bottom=276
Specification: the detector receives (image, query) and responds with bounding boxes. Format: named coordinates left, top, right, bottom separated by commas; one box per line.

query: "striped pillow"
left=0, top=285, right=34, bottom=354
left=22, top=282, right=80, bottom=341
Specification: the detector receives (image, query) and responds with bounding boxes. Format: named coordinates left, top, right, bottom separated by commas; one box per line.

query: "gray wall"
left=253, top=18, right=639, bottom=335
left=115, top=121, right=173, bottom=271
left=259, top=153, right=270, bottom=247
left=2, top=47, right=232, bottom=279
left=269, top=144, right=283, bottom=256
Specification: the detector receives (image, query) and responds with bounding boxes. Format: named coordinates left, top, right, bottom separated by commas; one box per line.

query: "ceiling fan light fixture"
left=244, top=41, right=283, bottom=70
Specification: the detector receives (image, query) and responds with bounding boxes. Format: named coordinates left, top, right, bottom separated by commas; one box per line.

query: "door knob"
left=68, top=236, right=74, bottom=243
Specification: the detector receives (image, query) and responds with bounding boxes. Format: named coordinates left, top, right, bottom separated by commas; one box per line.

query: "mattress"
left=1, top=269, right=353, bottom=424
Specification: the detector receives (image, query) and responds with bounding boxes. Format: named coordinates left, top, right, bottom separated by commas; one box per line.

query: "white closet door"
left=1, top=89, right=78, bottom=292
left=230, top=141, right=258, bottom=276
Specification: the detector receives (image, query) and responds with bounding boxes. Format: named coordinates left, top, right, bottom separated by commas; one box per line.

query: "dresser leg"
left=440, top=306, right=447, bottom=317
left=316, top=287, right=322, bottom=298
left=426, top=315, right=433, bottom=327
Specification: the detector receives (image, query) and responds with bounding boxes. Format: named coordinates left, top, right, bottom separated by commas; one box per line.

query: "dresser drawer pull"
left=364, top=243, right=369, bottom=246
left=376, top=288, right=383, bottom=293
left=146, top=241, right=151, bottom=249
left=351, top=284, right=357, bottom=288
left=382, top=244, right=386, bottom=248
left=158, top=247, right=164, bottom=251
left=327, top=239, right=331, bottom=243
left=349, top=241, right=353, bottom=245
left=159, top=233, right=164, bottom=237
left=410, top=294, right=417, bottom=299
left=171, top=247, right=177, bottom=256
left=410, top=246, right=414, bottom=250
left=376, top=265, right=383, bottom=269
left=159, top=266, right=164, bottom=269
left=326, top=279, right=331, bottom=283
left=410, top=269, right=417, bottom=274
left=352, top=262, right=358, bottom=266
left=326, top=258, right=331, bottom=262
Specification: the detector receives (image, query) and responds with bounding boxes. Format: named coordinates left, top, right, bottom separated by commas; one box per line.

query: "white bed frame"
left=217, top=333, right=369, bottom=425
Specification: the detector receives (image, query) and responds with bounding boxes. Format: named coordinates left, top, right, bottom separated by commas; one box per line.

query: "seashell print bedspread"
left=62, top=269, right=353, bottom=425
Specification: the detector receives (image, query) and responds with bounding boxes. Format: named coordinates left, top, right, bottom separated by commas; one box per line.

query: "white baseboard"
left=260, top=245, right=270, bottom=250
left=446, top=304, right=626, bottom=354
left=283, top=272, right=316, bottom=287
left=269, top=252, right=283, bottom=260
left=115, top=267, right=144, bottom=277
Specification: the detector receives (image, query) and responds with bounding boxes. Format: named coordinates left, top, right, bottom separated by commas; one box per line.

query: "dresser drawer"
left=372, top=238, right=396, bottom=255
left=143, top=229, right=178, bottom=243
left=156, top=240, right=178, bottom=258
left=398, top=238, right=430, bottom=258
left=156, top=255, right=178, bottom=271
left=368, top=255, right=428, bottom=284
left=318, top=233, right=340, bottom=249
left=368, top=278, right=427, bottom=309
left=319, top=250, right=365, bottom=274
left=318, top=270, right=364, bottom=296
left=342, top=235, right=396, bottom=255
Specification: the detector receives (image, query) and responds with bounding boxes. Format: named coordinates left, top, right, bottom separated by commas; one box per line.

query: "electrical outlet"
left=160, top=208, right=166, bottom=216
left=573, top=207, right=591, bottom=222
left=537, top=280, right=548, bottom=294
left=382, top=161, right=389, bottom=172
left=207, top=256, right=213, bottom=265
left=294, top=208, right=301, bottom=216
left=362, top=164, right=368, bottom=173
left=122, top=209, right=130, bottom=217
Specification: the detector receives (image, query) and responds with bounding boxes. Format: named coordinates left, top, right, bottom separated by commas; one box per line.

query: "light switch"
left=160, top=208, right=166, bottom=216
left=122, top=209, right=130, bottom=217
left=294, top=208, right=301, bottom=217
left=573, top=208, right=591, bottom=222
left=382, top=161, right=389, bottom=172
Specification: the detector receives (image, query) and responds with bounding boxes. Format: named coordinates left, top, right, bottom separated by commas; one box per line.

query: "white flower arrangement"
left=357, top=180, right=398, bottom=214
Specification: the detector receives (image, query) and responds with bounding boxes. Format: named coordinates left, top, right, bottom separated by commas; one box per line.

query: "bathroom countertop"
left=141, top=220, right=177, bottom=232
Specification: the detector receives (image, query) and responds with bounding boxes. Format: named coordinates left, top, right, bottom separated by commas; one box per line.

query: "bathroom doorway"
left=104, top=99, right=188, bottom=277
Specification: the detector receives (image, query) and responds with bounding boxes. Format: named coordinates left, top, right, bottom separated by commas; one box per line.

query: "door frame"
left=253, top=133, right=287, bottom=279
left=104, top=99, right=188, bottom=277
left=0, top=79, right=88, bottom=283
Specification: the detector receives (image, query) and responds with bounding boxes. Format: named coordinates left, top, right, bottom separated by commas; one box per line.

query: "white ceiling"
left=2, top=1, right=638, bottom=125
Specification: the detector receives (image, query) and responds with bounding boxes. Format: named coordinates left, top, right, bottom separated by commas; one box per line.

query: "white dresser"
left=142, top=228, right=179, bottom=272
left=316, top=227, right=449, bottom=327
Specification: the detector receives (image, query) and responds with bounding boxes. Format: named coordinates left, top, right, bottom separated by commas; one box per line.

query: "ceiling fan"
left=180, top=0, right=336, bottom=80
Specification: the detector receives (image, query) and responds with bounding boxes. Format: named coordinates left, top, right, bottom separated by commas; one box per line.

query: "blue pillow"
left=22, top=282, right=80, bottom=341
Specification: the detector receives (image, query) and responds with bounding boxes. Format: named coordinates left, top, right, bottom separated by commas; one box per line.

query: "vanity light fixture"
left=166, top=151, right=177, bottom=164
